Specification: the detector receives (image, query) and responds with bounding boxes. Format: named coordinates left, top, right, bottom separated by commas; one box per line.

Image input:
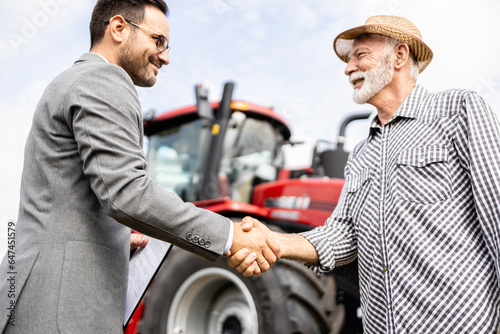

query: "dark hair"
left=89, top=0, right=168, bottom=48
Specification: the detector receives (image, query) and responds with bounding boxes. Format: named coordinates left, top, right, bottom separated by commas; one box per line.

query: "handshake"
left=131, top=216, right=317, bottom=277
left=225, top=217, right=282, bottom=277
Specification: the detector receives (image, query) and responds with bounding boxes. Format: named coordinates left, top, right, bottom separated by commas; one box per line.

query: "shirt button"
left=419, top=158, right=425, bottom=165
left=383, top=266, right=388, bottom=272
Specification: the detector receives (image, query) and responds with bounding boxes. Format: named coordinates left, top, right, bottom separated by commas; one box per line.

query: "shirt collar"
left=394, top=85, right=428, bottom=120
left=368, top=85, right=428, bottom=135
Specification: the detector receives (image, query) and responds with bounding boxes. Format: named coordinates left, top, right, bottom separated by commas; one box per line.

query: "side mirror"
left=195, top=84, right=215, bottom=120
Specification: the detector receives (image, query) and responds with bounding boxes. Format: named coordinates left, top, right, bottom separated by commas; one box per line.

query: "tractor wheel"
left=138, top=246, right=345, bottom=334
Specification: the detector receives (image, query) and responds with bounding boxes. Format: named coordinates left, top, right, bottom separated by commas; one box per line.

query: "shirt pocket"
left=395, top=145, right=451, bottom=204
left=346, top=167, right=371, bottom=219
left=347, top=167, right=370, bottom=193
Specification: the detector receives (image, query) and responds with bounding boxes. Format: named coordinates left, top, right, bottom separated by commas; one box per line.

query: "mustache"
left=349, top=71, right=366, bottom=85
left=149, top=56, right=162, bottom=69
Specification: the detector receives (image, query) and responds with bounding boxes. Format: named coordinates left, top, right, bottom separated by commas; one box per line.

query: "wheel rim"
left=167, top=267, right=259, bottom=334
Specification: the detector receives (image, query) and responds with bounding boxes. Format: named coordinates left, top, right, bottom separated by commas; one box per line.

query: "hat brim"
left=333, top=23, right=433, bottom=73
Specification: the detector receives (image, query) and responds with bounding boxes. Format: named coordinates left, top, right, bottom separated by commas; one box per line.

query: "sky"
left=1, top=0, right=499, bottom=254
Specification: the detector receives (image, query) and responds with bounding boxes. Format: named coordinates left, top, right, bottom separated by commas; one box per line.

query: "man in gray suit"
left=0, top=0, right=279, bottom=332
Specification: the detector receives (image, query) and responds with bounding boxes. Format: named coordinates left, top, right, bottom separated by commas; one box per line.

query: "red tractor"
left=125, top=82, right=368, bottom=334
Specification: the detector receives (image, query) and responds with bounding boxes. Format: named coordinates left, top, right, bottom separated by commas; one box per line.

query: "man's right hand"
left=228, top=217, right=320, bottom=277
left=228, top=217, right=281, bottom=277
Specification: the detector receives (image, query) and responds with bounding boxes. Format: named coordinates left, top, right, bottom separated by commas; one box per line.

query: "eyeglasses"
left=105, top=18, right=170, bottom=53
left=126, top=20, right=170, bottom=53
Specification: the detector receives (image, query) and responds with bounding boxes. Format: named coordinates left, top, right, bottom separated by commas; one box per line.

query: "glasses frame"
left=104, top=17, right=170, bottom=53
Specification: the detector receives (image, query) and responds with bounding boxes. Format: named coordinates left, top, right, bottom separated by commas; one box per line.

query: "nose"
left=344, top=58, right=357, bottom=77
left=158, top=50, right=170, bottom=66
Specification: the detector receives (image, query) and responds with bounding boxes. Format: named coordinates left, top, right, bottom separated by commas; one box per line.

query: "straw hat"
left=333, top=15, right=433, bottom=73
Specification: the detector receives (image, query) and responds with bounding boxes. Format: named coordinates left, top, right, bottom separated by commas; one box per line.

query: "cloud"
left=0, top=0, right=93, bottom=56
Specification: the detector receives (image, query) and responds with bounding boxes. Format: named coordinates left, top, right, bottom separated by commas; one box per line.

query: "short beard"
left=118, top=36, right=156, bottom=87
left=351, top=51, right=394, bottom=104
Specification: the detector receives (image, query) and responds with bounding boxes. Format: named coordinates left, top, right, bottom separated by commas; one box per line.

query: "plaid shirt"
left=302, top=85, right=500, bottom=333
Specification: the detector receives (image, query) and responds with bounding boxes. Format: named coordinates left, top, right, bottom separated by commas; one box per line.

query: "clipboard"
left=123, top=236, right=173, bottom=328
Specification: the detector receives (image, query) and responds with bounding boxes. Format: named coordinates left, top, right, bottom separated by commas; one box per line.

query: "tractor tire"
left=138, top=246, right=345, bottom=334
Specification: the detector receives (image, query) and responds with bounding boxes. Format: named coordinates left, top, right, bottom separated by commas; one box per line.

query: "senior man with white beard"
left=229, top=15, right=500, bottom=334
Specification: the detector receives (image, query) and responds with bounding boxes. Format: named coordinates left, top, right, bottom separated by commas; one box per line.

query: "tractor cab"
left=143, top=83, right=291, bottom=204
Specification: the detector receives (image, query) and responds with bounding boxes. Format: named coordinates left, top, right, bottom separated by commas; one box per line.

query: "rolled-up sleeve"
left=300, top=165, right=358, bottom=274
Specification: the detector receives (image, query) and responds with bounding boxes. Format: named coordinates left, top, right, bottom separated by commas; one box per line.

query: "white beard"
left=350, top=53, right=394, bottom=104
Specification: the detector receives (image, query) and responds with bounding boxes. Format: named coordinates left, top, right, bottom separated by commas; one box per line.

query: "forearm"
left=272, top=231, right=319, bottom=265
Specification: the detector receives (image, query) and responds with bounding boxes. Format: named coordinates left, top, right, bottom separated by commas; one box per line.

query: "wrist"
left=271, top=231, right=289, bottom=257
left=272, top=231, right=318, bottom=264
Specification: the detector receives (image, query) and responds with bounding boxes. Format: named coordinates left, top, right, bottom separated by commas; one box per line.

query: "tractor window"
left=220, top=114, right=283, bottom=203
left=146, top=119, right=210, bottom=201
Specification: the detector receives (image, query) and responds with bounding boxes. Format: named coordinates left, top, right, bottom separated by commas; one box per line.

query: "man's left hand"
left=131, top=233, right=148, bottom=250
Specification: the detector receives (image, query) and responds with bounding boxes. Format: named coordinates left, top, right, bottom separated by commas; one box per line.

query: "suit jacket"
left=0, top=53, right=230, bottom=333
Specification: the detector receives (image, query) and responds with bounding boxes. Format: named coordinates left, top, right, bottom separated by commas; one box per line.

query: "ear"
left=107, top=15, right=129, bottom=44
left=394, top=43, right=410, bottom=71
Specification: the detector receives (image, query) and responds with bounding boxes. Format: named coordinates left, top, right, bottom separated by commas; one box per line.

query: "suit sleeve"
left=66, top=63, right=230, bottom=261
left=454, top=91, right=500, bottom=287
